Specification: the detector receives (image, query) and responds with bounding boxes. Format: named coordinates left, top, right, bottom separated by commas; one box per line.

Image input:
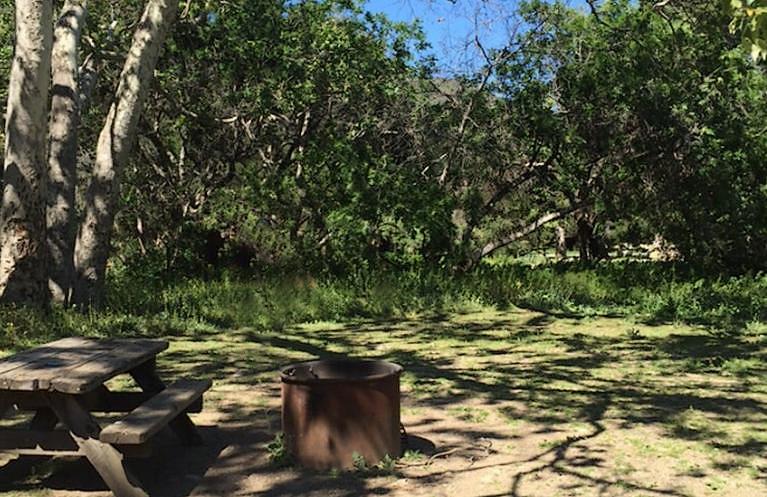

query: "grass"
left=1, top=259, right=766, bottom=352
left=1, top=300, right=765, bottom=496
left=447, top=406, right=490, bottom=423
left=0, top=260, right=765, bottom=495
left=178, top=307, right=764, bottom=495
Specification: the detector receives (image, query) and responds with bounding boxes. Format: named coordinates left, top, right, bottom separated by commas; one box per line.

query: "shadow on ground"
left=1, top=308, right=765, bottom=496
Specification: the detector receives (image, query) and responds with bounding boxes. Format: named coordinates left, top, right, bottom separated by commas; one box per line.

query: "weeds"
left=351, top=452, right=367, bottom=472
left=1, top=260, right=765, bottom=350
left=375, top=454, right=397, bottom=473
left=400, top=450, right=425, bottom=463
left=266, top=432, right=292, bottom=467
left=348, top=453, right=398, bottom=475
left=448, top=406, right=490, bottom=423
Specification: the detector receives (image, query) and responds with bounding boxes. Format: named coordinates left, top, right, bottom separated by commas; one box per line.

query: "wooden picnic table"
left=0, top=337, right=211, bottom=497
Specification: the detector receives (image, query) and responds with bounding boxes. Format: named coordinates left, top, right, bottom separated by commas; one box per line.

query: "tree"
left=0, top=0, right=53, bottom=305
left=47, top=0, right=87, bottom=304
left=0, top=0, right=181, bottom=307
left=511, top=0, right=767, bottom=268
left=117, top=0, right=445, bottom=272
left=72, top=0, right=179, bottom=306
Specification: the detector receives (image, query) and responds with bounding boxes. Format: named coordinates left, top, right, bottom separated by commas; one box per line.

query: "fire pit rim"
left=280, top=358, right=403, bottom=385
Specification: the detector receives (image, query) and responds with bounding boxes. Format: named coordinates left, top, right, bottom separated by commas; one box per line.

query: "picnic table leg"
left=30, top=407, right=59, bottom=429
left=47, top=393, right=149, bottom=497
left=0, top=395, right=12, bottom=419
left=129, top=359, right=203, bottom=445
left=0, top=394, right=29, bottom=486
left=0, top=397, right=61, bottom=481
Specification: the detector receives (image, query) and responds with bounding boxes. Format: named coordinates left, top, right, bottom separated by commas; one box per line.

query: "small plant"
left=266, top=432, right=292, bottom=467
left=400, top=449, right=425, bottom=463
left=538, top=438, right=565, bottom=450
left=448, top=406, right=489, bottom=423
left=375, top=454, right=396, bottom=473
left=720, top=357, right=760, bottom=377
left=351, top=452, right=367, bottom=471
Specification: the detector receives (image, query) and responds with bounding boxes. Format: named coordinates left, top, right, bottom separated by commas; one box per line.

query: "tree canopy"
left=2, top=0, right=767, bottom=307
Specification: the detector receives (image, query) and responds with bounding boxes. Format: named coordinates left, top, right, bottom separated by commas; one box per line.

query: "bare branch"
left=475, top=204, right=584, bottom=262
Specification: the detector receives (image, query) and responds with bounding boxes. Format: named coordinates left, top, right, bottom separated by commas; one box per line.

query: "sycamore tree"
left=0, top=0, right=52, bottom=305
left=0, top=0, right=179, bottom=307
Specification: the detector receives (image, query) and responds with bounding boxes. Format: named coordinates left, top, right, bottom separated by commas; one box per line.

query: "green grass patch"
left=1, top=299, right=764, bottom=495
left=2, top=260, right=767, bottom=351
left=447, top=406, right=490, bottom=423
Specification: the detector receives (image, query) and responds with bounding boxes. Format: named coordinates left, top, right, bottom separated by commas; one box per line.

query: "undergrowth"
left=1, top=260, right=765, bottom=350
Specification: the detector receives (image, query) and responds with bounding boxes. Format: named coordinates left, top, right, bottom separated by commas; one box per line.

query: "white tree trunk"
left=47, top=0, right=87, bottom=305
left=0, top=0, right=53, bottom=305
left=73, top=0, right=178, bottom=307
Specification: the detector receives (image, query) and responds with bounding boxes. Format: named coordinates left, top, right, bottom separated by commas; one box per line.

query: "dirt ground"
left=1, top=308, right=765, bottom=496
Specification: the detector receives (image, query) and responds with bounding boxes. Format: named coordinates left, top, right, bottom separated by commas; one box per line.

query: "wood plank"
left=0, top=337, right=100, bottom=390
left=0, top=339, right=167, bottom=393
left=29, top=408, right=59, bottom=430
left=129, top=359, right=164, bottom=393
left=129, top=361, right=206, bottom=445
left=0, top=392, right=13, bottom=419
left=0, top=337, right=95, bottom=375
left=0, top=429, right=152, bottom=458
left=0, top=429, right=81, bottom=455
left=99, top=379, right=211, bottom=445
left=47, top=393, right=149, bottom=497
left=51, top=340, right=168, bottom=394
left=9, top=390, right=202, bottom=413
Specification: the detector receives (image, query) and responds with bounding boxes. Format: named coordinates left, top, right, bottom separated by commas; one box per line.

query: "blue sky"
left=363, top=0, right=588, bottom=74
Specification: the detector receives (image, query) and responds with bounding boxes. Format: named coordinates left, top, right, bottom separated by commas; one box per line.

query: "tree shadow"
left=7, top=309, right=760, bottom=496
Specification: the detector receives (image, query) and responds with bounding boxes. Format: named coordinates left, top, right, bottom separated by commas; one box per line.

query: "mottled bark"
left=555, top=225, right=567, bottom=260
left=47, top=1, right=87, bottom=305
left=72, top=0, right=179, bottom=307
left=0, top=0, right=53, bottom=305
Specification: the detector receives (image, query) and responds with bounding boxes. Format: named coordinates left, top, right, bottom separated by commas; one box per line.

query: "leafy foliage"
left=0, top=3, right=13, bottom=145
left=114, top=0, right=450, bottom=274
left=726, top=0, right=767, bottom=59
left=266, top=432, right=292, bottom=467
left=3, top=0, right=767, bottom=306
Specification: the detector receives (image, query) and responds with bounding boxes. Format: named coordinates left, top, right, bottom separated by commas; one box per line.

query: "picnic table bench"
left=0, top=337, right=211, bottom=497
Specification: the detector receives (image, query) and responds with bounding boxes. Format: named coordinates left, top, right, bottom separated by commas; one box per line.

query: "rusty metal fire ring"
left=280, top=359, right=403, bottom=470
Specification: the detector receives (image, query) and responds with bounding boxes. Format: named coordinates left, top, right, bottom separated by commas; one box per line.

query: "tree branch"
left=474, top=204, right=585, bottom=262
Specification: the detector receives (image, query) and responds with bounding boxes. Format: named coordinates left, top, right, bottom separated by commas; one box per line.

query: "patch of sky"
left=363, top=0, right=591, bottom=75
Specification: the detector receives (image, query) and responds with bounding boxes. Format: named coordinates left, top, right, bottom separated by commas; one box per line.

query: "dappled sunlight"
left=1, top=306, right=764, bottom=496
left=71, top=307, right=763, bottom=496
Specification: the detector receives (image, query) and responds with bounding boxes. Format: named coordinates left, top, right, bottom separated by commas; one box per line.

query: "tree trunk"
left=47, top=1, right=87, bottom=305
left=72, top=0, right=179, bottom=307
left=0, top=0, right=53, bottom=305
left=576, top=213, right=593, bottom=262
left=555, top=225, right=567, bottom=260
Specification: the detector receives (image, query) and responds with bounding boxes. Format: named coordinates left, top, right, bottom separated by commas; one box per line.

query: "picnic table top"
left=0, top=337, right=168, bottom=394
